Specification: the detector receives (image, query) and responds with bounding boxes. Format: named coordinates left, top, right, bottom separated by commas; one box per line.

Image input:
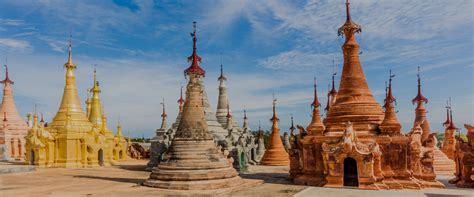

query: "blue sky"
left=0, top=0, right=472, bottom=137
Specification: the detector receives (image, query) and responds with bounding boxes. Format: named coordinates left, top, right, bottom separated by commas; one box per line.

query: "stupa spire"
left=178, top=86, right=184, bottom=113
left=225, top=103, right=233, bottom=130
left=290, top=114, right=295, bottom=132
left=64, top=35, right=75, bottom=69
left=270, top=94, right=279, bottom=127
left=144, top=23, right=241, bottom=189
left=117, top=120, right=123, bottom=138
left=324, top=84, right=331, bottom=113
left=442, top=99, right=451, bottom=127
left=412, top=66, right=428, bottom=105
left=184, top=21, right=205, bottom=77
left=311, top=77, right=321, bottom=108
left=216, top=62, right=233, bottom=126
left=88, top=68, right=104, bottom=127
left=242, top=108, right=249, bottom=130
left=307, top=77, right=325, bottom=135
left=324, top=0, right=383, bottom=134
left=380, top=70, right=401, bottom=134
left=1, top=64, right=14, bottom=85
left=411, top=66, right=431, bottom=142
left=329, top=61, right=338, bottom=105
left=446, top=108, right=457, bottom=131
left=260, top=95, right=289, bottom=166
left=85, top=89, right=92, bottom=117
left=159, top=99, right=167, bottom=130
left=49, top=37, right=91, bottom=130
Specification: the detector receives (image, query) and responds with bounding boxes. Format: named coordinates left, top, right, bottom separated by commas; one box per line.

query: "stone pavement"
left=0, top=160, right=472, bottom=197
left=0, top=161, right=35, bottom=174
left=295, top=175, right=473, bottom=197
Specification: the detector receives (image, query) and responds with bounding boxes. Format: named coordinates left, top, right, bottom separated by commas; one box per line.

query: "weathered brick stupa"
left=449, top=124, right=474, bottom=188
left=441, top=103, right=456, bottom=160
left=143, top=22, right=244, bottom=190
left=0, top=64, right=29, bottom=161
left=322, top=1, right=384, bottom=136
left=290, top=0, right=444, bottom=190
left=259, top=97, right=289, bottom=166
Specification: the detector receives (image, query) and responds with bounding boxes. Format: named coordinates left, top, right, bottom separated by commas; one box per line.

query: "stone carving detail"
left=449, top=124, right=474, bottom=188
left=289, top=0, right=445, bottom=190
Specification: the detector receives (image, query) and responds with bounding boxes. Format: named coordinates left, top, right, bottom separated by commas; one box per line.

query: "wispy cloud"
left=0, top=38, right=32, bottom=52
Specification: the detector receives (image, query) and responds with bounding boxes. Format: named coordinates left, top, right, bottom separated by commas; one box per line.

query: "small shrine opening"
left=343, top=157, right=359, bottom=187
left=98, top=149, right=104, bottom=166
left=30, top=150, right=35, bottom=165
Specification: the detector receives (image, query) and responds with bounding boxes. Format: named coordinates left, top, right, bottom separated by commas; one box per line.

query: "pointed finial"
left=218, top=62, right=226, bottom=81
left=384, top=69, right=396, bottom=108
left=443, top=99, right=451, bottom=127
left=325, top=84, right=331, bottom=113
left=311, top=77, right=321, bottom=108
left=184, top=21, right=205, bottom=76
left=289, top=114, right=295, bottom=131
left=226, top=103, right=232, bottom=118
left=330, top=70, right=337, bottom=95
left=258, top=120, right=262, bottom=131
left=447, top=107, right=458, bottom=130
left=346, top=0, right=351, bottom=22
left=243, top=107, right=248, bottom=119
left=161, top=98, right=167, bottom=118
left=1, top=63, right=14, bottom=85
left=412, top=66, right=428, bottom=104
left=271, top=94, right=279, bottom=122
left=40, top=113, right=44, bottom=123
left=67, top=35, right=73, bottom=64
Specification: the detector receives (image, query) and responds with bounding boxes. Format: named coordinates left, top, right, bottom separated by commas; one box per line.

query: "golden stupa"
left=25, top=39, right=127, bottom=168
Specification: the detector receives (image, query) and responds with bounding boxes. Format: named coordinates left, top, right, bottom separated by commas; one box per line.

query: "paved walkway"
left=0, top=161, right=36, bottom=174
left=0, top=160, right=472, bottom=197
left=295, top=176, right=473, bottom=197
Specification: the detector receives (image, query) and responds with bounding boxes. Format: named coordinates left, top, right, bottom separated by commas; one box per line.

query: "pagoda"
left=259, top=97, right=289, bottom=166
left=290, top=0, right=444, bottom=189
left=322, top=0, right=384, bottom=136
left=147, top=100, right=169, bottom=170
left=144, top=22, right=245, bottom=190
left=0, top=64, right=29, bottom=161
left=441, top=103, right=457, bottom=159
left=216, top=65, right=238, bottom=129
left=25, top=38, right=126, bottom=167
left=412, top=67, right=432, bottom=142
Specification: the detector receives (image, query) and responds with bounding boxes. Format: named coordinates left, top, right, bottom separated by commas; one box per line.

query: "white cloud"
left=0, top=38, right=32, bottom=52
left=257, top=50, right=336, bottom=71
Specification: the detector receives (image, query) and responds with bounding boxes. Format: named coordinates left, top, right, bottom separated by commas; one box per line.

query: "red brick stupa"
left=260, top=97, right=290, bottom=166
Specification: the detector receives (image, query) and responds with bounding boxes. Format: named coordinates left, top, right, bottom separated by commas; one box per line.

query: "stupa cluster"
left=147, top=26, right=264, bottom=171
left=288, top=0, right=459, bottom=190
left=1, top=0, right=473, bottom=192
left=21, top=39, right=128, bottom=167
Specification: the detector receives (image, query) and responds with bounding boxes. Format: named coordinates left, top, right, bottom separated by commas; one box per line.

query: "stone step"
left=433, top=149, right=455, bottom=175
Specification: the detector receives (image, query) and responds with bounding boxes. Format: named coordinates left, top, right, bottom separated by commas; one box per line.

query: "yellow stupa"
left=25, top=38, right=126, bottom=167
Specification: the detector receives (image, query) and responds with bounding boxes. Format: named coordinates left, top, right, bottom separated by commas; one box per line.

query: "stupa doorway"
left=30, top=150, right=35, bottom=165
left=343, top=157, right=358, bottom=187
left=98, top=149, right=104, bottom=166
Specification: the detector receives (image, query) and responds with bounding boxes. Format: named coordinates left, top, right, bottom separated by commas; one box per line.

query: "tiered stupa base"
left=260, top=149, right=289, bottom=166
left=144, top=138, right=246, bottom=190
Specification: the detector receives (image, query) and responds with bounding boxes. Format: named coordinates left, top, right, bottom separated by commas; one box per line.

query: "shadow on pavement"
left=73, top=175, right=144, bottom=184
left=239, top=172, right=293, bottom=184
